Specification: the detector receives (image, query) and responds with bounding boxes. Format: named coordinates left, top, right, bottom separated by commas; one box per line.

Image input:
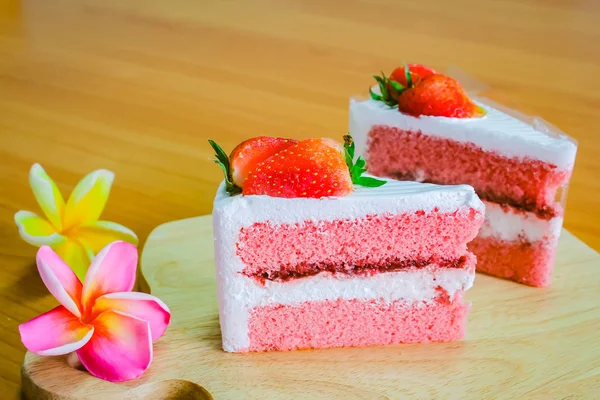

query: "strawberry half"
left=243, top=138, right=353, bottom=198
left=209, top=135, right=386, bottom=198
left=230, top=136, right=297, bottom=187
left=396, top=74, right=485, bottom=118
left=389, top=64, right=437, bottom=88
left=371, top=64, right=438, bottom=106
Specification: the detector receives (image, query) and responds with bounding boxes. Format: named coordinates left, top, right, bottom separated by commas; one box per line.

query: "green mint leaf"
left=343, top=134, right=355, bottom=160
left=208, top=139, right=242, bottom=195
left=344, top=148, right=353, bottom=170
left=348, top=141, right=355, bottom=160
left=355, top=176, right=387, bottom=188
left=354, top=156, right=366, bottom=171
left=351, top=168, right=366, bottom=182
left=342, top=134, right=386, bottom=188
left=343, top=134, right=355, bottom=173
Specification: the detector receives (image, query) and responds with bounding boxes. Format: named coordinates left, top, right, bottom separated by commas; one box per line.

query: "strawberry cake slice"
left=210, top=134, right=484, bottom=352
left=349, top=64, right=577, bottom=287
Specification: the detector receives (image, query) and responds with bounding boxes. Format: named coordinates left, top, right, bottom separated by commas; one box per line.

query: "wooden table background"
left=0, top=0, right=599, bottom=397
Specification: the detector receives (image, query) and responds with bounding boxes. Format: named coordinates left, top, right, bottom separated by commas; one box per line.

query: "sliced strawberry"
left=397, top=74, right=484, bottom=118
left=243, top=138, right=354, bottom=198
left=210, top=134, right=386, bottom=198
left=389, top=64, right=437, bottom=88
left=230, top=136, right=297, bottom=187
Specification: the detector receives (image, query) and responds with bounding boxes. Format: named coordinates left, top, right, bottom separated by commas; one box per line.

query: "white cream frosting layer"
left=478, top=201, right=562, bottom=243
left=213, top=177, right=483, bottom=229
left=212, top=178, right=483, bottom=352
left=214, top=267, right=474, bottom=352
left=349, top=98, right=577, bottom=170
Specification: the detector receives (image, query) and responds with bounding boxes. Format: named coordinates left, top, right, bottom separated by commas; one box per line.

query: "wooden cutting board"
left=22, top=215, right=600, bottom=399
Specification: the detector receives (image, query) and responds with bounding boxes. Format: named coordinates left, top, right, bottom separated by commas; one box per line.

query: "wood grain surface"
left=1, top=0, right=599, bottom=397
left=23, top=216, right=600, bottom=399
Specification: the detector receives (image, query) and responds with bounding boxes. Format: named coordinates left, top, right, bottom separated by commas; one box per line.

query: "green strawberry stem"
left=403, top=63, right=413, bottom=88
left=371, top=65, right=419, bottom=108
left=343, top=134, right=386, bottom=188
left=370, top=72, right=401, bottom=107
left=208, top=139, right=242, bottom=195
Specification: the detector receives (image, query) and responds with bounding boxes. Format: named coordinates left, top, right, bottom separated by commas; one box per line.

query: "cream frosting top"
left=213, top=176, right=483, bottom=227
left=349, top=98, right=577, bottom=170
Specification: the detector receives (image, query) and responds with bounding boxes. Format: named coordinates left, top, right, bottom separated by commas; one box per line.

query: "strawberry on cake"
left=349, top=64, right=577, bottom=287
left=209, top=134, right=484, bottom=352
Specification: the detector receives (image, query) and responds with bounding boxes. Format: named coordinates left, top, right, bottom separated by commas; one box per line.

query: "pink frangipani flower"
left=19, top=241, right=171, bottom=382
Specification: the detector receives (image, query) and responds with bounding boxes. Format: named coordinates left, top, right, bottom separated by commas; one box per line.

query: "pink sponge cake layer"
left=238, top=209, right=481, bottom=280
left=366, top=126, right=569, bottom=219
left=471, top=201, right=562, bottom=287
left=213, top=177, right=484, bottom=352
left=248, top=293, right=469, bottom=351
left=349, top=98, right=577, bottom=286
left=468, top=236, right=556, bottom=287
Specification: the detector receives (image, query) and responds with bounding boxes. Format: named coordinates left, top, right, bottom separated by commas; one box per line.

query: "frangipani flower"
left=19, top=241, right=171, bottom=382
left=15, top=164, right=138, bottom=280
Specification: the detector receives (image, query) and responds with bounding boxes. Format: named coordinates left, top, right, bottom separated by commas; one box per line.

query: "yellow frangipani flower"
left=15, top=164, right=138, bottom=280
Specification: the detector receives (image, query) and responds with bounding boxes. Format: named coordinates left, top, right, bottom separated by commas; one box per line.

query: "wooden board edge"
left=141, top=215, right=212, bottom=289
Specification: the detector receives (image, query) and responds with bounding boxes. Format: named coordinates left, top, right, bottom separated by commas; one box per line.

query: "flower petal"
left=54, top=239, right=94, bottom=282
left=77, top=310, right=152, bottom=382
left=91, top=292, right=170, bottom=341
left=63, top=169, right=114, bottom=228
left=14, top=210, right=65, bottom=246
left=77, top=221, right=138, bottom=254
left=37, top=245, right=84, bottom=317
left=82, top=241, right=137, bottom=310
left=19, top=305, right=93, bottom=356
left=29, top=164, right=66, bottom=230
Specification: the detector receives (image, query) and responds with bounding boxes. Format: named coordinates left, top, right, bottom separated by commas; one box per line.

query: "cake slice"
left=349, top=65, right=577, bottom=287
left=210, top=134, right=484, bottom=352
